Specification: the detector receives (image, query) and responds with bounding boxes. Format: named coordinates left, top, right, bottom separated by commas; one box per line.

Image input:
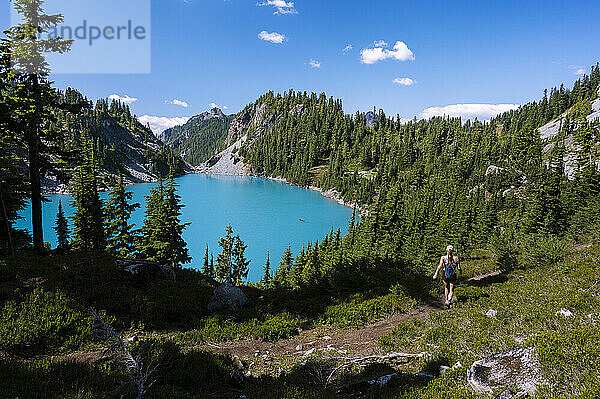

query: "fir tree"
left=137, top=179, right=168, bottom=262
left=202, top=244, right=215, bottom=278
left=261, top=252, right=271, bottom=286
left=53, top=201, right=69, bottom=249
left=2, top=0, right=80, bottom=251
left=162, top=175, right=191, bottom=268
left=232, top=234, right=250, bottom=285
left=70, top=143, right=105, bottom=252
left=137, top=175, right=190, bottom=267
left=104, top=175, right=140, bottom=258
left=216, top=224, right=234, bottom=283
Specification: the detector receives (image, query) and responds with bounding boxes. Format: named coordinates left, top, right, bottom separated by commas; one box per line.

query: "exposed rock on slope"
left=198, top=100, right=304, bottom=175
left=539, top=87, right=600, bottom=179
left=467, top=347, right=546, bottom=394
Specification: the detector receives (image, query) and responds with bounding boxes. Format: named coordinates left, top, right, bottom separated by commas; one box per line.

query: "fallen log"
left=326, top=351, right=425, bottom=385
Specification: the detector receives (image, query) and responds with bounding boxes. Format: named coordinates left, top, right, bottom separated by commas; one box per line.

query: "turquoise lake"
left=16, top=174, right=354, bottom=281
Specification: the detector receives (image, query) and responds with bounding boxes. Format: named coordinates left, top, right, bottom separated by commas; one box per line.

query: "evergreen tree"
left=162, top=175, right=191, bottom=268
left=261, top=252, right=271, bottom=286
left=137, top=175, right=190, bottom=267
left=202, top=244, right=215, bottom=278
left=232, top=234, right=250, bottom=285
left=70, top=143, right=105, bottom=252
left=53, top=201, right=69, bottom=249
left=137, top=179, right=168, bottom=262
left=2, top=0, right=79, bottom=251
left=214, top=224, right=249, bottom=285
left=273, top=246, right=293, bottom=287
left=216, top=224, right=234, bottom=283
left=104, top=175, right=140, bottom=258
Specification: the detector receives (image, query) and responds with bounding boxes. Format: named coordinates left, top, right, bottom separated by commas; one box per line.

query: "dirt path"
left=199, top=271, right=503, bottom=361
left=196, top=302, right=444, bottom=360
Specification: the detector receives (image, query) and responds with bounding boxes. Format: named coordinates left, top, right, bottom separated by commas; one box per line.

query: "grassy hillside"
left=1, top=238, right=599, bottom=397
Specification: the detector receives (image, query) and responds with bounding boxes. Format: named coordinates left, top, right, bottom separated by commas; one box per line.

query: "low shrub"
left=176, top=313, right=301, bottom=344
left=320, top=292, right=416, bottom=328
left=454, top=286, right=489, bottom=302
left=378, top=319, right=424, bottom=350
left=489, top=233, right=519, bottom=271
left=0, top=288, right=93, bottom=356
left=533, top=326, right=600, bottom=397
left=522, top=234, right=566, bottom=268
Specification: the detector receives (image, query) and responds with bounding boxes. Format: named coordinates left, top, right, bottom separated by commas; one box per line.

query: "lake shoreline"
left=43, top=169, right=364, bottom=214
left=194, top=170, right=362, bottom=212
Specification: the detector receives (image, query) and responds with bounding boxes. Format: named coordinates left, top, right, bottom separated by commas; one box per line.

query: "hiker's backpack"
left=443, top=256, right=457, bottom=280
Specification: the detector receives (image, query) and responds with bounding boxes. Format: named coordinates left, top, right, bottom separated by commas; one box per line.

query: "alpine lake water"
left=16, top=174, right=354, bottom=282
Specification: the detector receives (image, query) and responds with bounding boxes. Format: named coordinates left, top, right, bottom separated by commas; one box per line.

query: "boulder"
left=116, top=259, right=175, bottom=282
left=207, top=283, right=247, bottom=312
left=467, top=347, right=545, bottom=394
left=367, top=373, right=397, bottom=387
left=556, top=308, right=573, bottom=317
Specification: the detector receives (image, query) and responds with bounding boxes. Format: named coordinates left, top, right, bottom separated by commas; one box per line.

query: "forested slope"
left=44, top=88, right=189, bottom=192
left=160, top=107, right=233, bottom=166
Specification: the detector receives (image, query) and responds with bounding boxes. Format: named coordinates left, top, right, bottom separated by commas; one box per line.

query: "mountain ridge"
left=160, top=107, right=233, bottom=166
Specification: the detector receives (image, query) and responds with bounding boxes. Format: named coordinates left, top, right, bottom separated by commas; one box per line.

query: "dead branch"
left=326, top=351, right=424, bottom=385
left=90, top=308, right=157, bottom=399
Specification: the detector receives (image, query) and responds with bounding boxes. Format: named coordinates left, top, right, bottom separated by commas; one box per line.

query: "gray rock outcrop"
left=207, top=283, right=248, bottom=312
left=116, top=259, right=175, bottom=282
left=467, top=347, right=545, bottom=394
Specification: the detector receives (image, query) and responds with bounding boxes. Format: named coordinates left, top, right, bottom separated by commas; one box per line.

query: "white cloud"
left=258, top=30, right=287, bottom=44
left=168, top=99, right=189, bottom=108
left=308, top=59, right=321, bottom=68
left=108, top=94, right=138, bottom=104
left=257, top=0, right=297, bottom=15
left=393, top=77, right=415, bottom=86
left=210, top=102, right=228, bottom=110
left=568, top=65, right=587, bottom=75
left=419, top=104, right=520, bottom=121
left=373, top=40, right=387, bottom=47
left=137, top=115, right=191, bottom=135
left=360, top=41, right=415, bottom=64
left=342, top=44, right=353, bottom=53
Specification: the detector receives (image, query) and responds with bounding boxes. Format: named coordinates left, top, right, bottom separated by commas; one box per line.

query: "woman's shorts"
left=443, top=276, right=457, bottom=284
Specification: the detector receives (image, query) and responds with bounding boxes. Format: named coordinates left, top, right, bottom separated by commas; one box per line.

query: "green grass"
left=377, top=242, right=600, bottom=397
left=320, top=290, right=416, bottom=328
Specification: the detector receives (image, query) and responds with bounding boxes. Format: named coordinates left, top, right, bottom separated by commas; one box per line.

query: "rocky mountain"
left=537, top=87, right=600, bottom=178
left=43, top=88, right=190, bottom=193
left=196, top=95, right=307, bottom=175
left=160, top=108, right=233, bottom=166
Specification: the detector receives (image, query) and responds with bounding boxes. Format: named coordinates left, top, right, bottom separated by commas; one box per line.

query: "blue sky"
left=2, top=0, right=599, bottom=133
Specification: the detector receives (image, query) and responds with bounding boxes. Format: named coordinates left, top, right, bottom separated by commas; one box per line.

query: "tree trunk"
left=29, top=136, right=44, bottom=252
left=0, top=186, right=14, bottom=255
left=29, top=73, right=44, bottom=252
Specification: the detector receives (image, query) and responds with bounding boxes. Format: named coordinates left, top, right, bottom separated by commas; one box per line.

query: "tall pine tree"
left=70, top=142, right=105, bottom=252
left=105, top=175, right=140, bottom=258
left=53, top=201, right=69, bottom=249
left=138, top=175, right=190, bottom=267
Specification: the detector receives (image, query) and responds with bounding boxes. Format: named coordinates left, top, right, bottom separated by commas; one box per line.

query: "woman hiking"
left=433, top=245, right=461, bottom=307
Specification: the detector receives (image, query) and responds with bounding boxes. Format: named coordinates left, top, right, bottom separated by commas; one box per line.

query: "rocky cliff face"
left=538, top=86, right=600, bottom=179
left=198, top=100, right=305, bottom=174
